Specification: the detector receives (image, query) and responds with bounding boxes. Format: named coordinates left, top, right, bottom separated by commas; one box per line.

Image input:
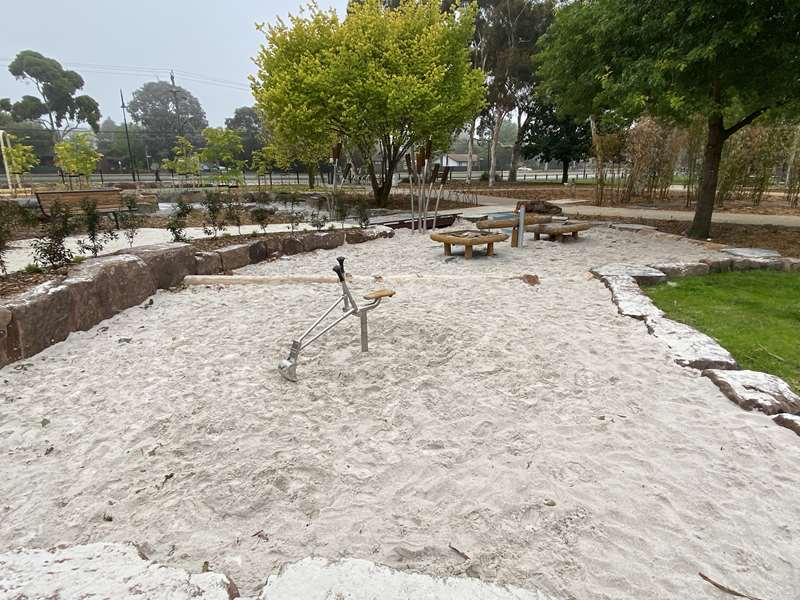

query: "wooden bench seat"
left=35, top=188, right=130, bottom=226
left=526, top=221, right=592, bottom=242
left=363, top=289, right=396, bottom=300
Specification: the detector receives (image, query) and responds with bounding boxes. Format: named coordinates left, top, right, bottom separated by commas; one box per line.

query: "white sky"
left=0, top=0, right=348, bottom=127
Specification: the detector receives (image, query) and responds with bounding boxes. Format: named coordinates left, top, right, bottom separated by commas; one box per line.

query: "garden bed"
left=575, top=214, right=800, bottom=257
left=643, top=271, right=800, bottom=393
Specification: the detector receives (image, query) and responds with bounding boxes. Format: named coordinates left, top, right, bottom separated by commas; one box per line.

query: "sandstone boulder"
left=2, top=279, right=72, bottom=364
left=281, top=236, right=305, bottom=255
left=700, top=257, right=734, bottom=273
left=195, top=251, right=223, bottom=275
left=703, top=369, right=800, bottom=415
left=118, top=243, right=196, bottom=289
left=602, top=275, right=664, bottom=320
left=646, top=316, right=738, bottom=370
left=0, top=543, right=238, bottom=600
left=591, top=264, right=667, bottom=285
left=773, top=414, right=800, bottom=436
left=248, top=240, right=268, bottom=263
left=648, top=262, right=710, bottom=278
left=303, top=231, right=345, bottom=252
left=63, top=255, right=155, bottom=331
left=346, top=226, right=395, bottom=244
left=216, top=243, right=252, bottom=271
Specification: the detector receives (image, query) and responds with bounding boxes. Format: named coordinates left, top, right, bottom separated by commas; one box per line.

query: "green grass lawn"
left=643, top=271, right=800, bottom=393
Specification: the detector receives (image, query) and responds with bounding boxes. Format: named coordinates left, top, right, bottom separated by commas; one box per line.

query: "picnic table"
left=429, top=230, right=509, bottom=259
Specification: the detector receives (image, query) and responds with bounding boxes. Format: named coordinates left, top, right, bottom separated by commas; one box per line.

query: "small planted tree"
left=54, top=133, right=102, bottom=188
left=166, top=199, right=193, bottom=242
left=201, top=191, right=227, bottom=237
left=4, top=134, right=39, bottom=195
left=250, top=207, right=272, bottom=233
left=223, top=194, right=245, bottom=235
left=77, top=199, right=118, bottom=256
left=201, top=127, right=245, bottom=185
left=31, top=201, right=74, bottom=268
left=164, top=136, right=200, bottom=184
left=118, top=197, right=143, bottom=247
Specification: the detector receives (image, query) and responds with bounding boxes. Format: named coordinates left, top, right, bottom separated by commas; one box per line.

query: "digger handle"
left=333, top=265, right=345, bottom=282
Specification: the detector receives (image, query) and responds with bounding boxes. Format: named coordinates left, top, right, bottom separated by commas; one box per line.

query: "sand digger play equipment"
left=278, top=257, right=395, bottom=382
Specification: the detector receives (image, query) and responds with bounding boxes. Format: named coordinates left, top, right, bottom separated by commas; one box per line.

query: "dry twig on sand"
left=448, top=543, right=470, bottom=561
left=698, top=572, right=767, bottom=600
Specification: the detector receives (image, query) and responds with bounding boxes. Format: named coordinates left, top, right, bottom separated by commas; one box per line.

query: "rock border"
left=591, top=255, right=800, bottom=437
left=0, top=227, right=394, bottom=368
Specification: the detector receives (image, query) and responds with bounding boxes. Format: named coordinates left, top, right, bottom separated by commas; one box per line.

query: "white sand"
left=1, top=226, right=798, bottom=598
left=3, top=222, right=350, bottom=273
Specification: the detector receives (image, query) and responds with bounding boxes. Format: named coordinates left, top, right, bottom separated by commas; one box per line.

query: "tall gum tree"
left=253, top=0, right=485, bottom=206
left=538, top=0, right=800, bottom=238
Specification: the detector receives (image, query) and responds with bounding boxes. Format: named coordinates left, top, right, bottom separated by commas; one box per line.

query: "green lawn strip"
left=643, top=272, right=800, bottom=394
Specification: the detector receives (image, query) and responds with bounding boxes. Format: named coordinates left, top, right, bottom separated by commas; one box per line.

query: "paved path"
left=463, top=192, right=800, bottom=227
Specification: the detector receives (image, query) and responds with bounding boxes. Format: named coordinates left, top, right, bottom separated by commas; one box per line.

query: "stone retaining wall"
left=592, top=256, right=800, bottom=438
left=0, top=227, right=393, bottom=368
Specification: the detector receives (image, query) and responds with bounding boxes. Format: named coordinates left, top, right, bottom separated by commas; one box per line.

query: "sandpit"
left=1, top=225, right=798, bottom=599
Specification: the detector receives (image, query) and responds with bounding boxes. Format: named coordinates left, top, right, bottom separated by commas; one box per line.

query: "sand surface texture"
left=1, top=226, right=797, bottom=598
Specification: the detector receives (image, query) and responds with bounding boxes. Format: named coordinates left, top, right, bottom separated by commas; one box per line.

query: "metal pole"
left=0, top=131, right=13, bottom=191
left=517, top=204, right=526, bottom=249
left=360, top=312, right=368, bottom=352
left=120, top=90, right=137, bottom=182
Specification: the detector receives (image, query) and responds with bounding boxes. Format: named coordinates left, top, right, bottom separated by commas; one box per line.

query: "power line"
left=0, top=59, right=252, bottom=91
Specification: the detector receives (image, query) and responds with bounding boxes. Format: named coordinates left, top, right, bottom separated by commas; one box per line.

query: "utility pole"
left=170, top=70, right=183, bottom=136
left=120, top=89, right=138, bottom=182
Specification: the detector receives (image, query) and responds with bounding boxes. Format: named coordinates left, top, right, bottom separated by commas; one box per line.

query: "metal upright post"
left=120, top=90, right=138, bottom=182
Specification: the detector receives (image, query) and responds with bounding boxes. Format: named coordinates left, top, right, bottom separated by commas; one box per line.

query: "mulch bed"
left=576, top=214, right=800, bottom=258
left=188, top=230, right=309, bottom=252
left=0, top=268, right=67, bottom=299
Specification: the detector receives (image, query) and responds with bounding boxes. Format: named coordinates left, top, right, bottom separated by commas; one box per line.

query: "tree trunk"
left=488, top=115, right=504, bottom=187
left=307, top=165, right=315, bottom=189
left=509, top=112, right=525, bottom=183
left=467, top=119, right=476, bottom=184
left=688, top=114, right=725, bottom=239
left=367, top=159, right=395, bottom=208
left=561, top=160, right=570, bottom=184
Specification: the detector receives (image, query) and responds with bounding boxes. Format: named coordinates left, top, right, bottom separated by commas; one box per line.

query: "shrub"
left=250, top=207, right=272, bottom=233
left=201, top=191, right=227, bottom=237
left=224, top=194, right=245, bottom=235
left=167, top=199, right=193, bottom=242
left=334, top=193, right=348, bottom=224
left=77, top=199, right=118, bottom=257
left=309, top=211, right=327, bottom=230
left=32, top=201, right=74, bottom=268
left=354, top=197, right=370, bottom=229
left=118, top=197, right=143, bottom=248
left=23, top=263, right=44, bottom=274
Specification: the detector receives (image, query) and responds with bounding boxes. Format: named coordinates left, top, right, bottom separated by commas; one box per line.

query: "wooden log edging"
left=591, top=259, right=800, bottom=437
left=0, top=227, right=394, bottom=368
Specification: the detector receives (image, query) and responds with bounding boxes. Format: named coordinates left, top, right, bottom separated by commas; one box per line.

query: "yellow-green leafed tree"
left=5, top=134, right=39, bottom=192
left=54, top=132, right=102, bottom=186
left=252, top=0, right=485, bottom=206
left=164, top=136, right=201, bottom=182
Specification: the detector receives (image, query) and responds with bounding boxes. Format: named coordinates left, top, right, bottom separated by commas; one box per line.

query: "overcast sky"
left=0, top=0, right=348, bottom=127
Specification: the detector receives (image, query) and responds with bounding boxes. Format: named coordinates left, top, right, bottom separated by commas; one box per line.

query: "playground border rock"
left=593, top=254, right=800, bottom=438
left=0, top=227, right=393, bottom=368
left=0, top=542, right=238, bottom=600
